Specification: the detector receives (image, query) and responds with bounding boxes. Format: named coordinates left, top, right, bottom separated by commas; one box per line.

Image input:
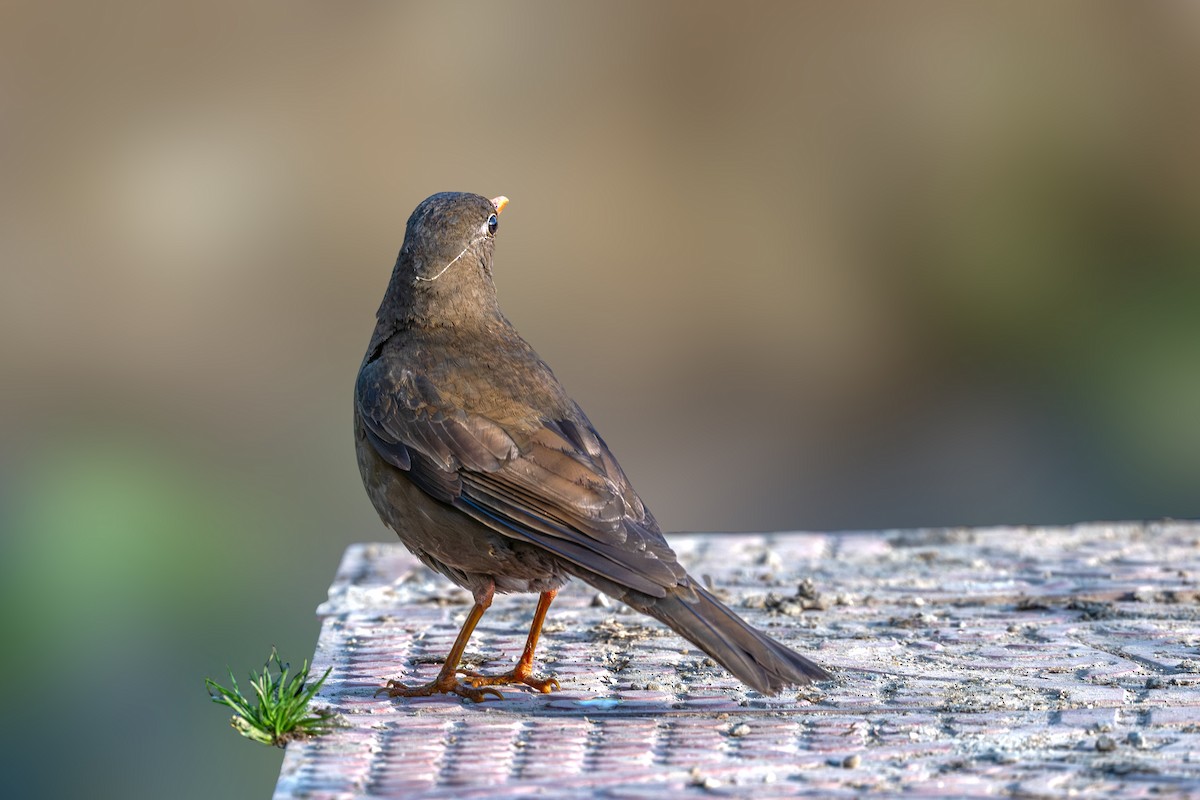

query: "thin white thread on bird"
left=415, top=235, right=486, bottom=283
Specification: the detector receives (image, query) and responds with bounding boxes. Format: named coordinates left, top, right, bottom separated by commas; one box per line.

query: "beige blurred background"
left=2, top=2, right=1197, bottom=797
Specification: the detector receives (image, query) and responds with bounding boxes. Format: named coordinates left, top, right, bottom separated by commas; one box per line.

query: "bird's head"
left=379, top=192, right=510, bottom=325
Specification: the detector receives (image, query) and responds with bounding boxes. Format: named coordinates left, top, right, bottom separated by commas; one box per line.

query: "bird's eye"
left=486, top=214, right=498, bottom=236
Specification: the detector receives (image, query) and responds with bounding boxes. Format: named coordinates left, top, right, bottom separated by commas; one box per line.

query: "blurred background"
left=1, top=1, right=1197, bottom=797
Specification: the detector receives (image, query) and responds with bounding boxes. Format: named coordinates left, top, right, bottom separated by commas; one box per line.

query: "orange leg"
left=459, top=589, right=560, bottom=693
left=375, top=582, right=505, bottom=703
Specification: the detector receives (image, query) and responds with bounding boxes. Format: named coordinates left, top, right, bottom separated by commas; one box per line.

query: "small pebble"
left=730, top=723, right=751, bottom=737
left=689, top=768, right=721, bottom=789
left=1095, top=735, right=1117, bottom=752
left=1146, top=676, right=1165, bottom=689
left=756, top=550, right=783, bottom=570
left=843, top=754, right=861, bottom=769
left=1127, top=731, right=1146, bottom=749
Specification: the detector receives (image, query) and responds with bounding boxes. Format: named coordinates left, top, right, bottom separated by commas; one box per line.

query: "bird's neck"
left=374, top=290, right=514, bottom=348
left=378, top=251, right=503, bottom=330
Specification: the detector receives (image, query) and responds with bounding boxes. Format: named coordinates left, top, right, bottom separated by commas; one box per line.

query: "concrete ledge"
left=275, top=522, right=1200, bottom=798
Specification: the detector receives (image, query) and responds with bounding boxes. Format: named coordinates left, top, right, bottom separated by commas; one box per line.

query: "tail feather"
left=630, top=581, right=832, bottom=694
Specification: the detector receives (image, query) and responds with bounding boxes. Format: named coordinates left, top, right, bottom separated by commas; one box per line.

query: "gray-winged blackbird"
left=355, top=192, right=831, bottom=701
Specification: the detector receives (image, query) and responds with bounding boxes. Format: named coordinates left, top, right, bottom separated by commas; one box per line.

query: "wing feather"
left=355, top=356, right=684, bottom=594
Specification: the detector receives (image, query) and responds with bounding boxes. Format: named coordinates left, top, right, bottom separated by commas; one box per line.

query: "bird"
left=355, top=191, right=832, bottom=701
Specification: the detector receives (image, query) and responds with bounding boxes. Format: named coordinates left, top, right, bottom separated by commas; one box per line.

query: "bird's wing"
left=356, top=360, right=685, bottom=596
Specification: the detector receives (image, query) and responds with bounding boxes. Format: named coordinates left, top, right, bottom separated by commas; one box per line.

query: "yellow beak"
left=491, top=196, right=510, bottom=215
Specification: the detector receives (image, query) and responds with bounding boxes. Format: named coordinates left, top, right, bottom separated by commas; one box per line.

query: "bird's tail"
left=629, top=580, right=832, bottom=694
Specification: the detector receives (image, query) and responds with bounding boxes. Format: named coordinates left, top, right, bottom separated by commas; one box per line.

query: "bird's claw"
left=457, top=667, right=561, bottom=694
left=374, top=677, right=506, bottom=703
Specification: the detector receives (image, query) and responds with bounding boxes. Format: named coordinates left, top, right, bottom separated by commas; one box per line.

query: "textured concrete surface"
left=275, top=522, right=1200, bottom=798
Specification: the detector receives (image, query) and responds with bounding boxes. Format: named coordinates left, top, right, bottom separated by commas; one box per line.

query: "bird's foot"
left=374, top=676, right=505, bottom=703
left=457, top=664, right=560, bottom=694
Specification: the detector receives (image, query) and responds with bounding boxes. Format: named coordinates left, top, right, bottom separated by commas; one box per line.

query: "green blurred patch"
left=1075, top=275, right=1200, bottom=493
left=2, top=433, right=284, bottom=681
